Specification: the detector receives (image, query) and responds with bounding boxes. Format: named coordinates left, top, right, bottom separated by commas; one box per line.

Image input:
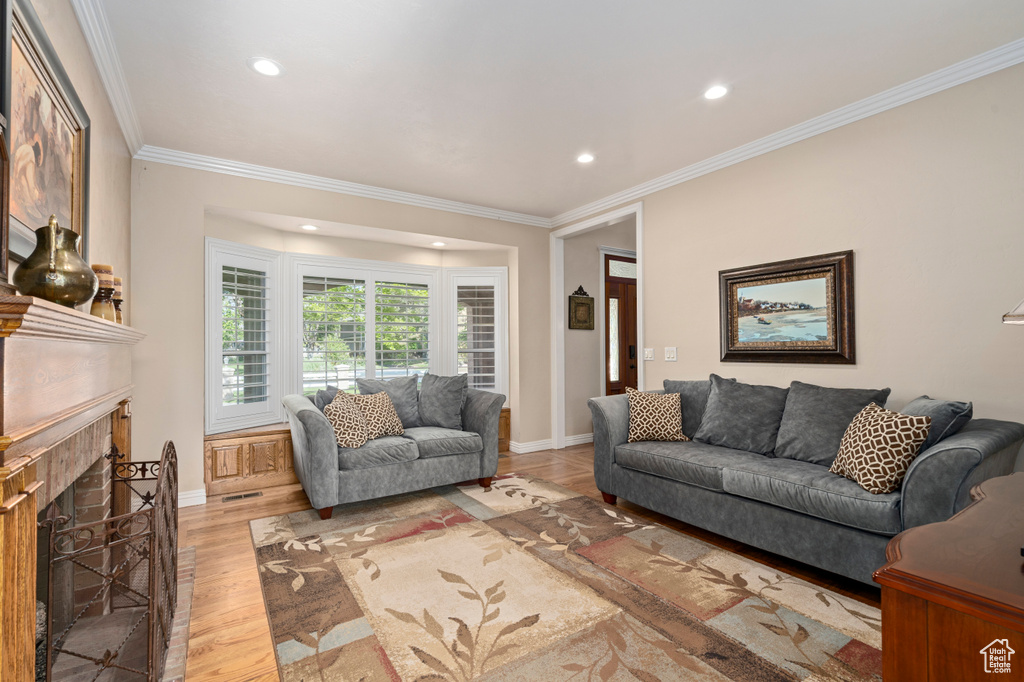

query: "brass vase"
left=13, top=216, right=98, bottom=307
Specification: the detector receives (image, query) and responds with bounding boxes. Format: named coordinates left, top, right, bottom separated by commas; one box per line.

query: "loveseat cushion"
left=662, top=379, right=713, bottom=439
left=615, top=440, right=768, bottom=492
left=419, top=374, right=468, bottom=430
left=401, top=426, right=482, bottom=458
left=721, top=457, right=903, bottom=535
left=774, top=381, right=891, bottom=465
left=337, top=436, right=419, bottom=470
left=900, top=395, right=973, bottom=451
left=693, top=375, right=789, bottom=455
left=357, top=375, right=421, bottom=428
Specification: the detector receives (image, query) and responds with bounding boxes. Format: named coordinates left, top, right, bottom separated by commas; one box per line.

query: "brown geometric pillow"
left=626, top=387, right=689, bottom=443
left=830, top=403, right=931, bottom=494
left=352, top=391, right=404, bottom=440
left=323, top=391, right=370, bottom=449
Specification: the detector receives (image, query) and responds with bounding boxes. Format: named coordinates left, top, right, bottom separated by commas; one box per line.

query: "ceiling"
left=102, top=1, right=1024, bottom=221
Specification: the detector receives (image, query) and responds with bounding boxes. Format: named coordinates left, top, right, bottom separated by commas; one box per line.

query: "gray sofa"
left=283, top=387, right=505, bottom=519
left=589, top=378, right=1024, bottom=584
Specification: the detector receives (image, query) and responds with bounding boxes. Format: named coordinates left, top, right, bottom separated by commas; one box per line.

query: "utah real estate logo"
left=980, top=639, right=1015, bottom=674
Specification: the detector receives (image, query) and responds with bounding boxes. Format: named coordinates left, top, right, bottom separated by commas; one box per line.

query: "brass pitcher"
left=13, top=215, right=99, bottom=307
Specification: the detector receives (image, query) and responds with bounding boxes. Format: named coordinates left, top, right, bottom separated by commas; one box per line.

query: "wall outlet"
left=664, top=347, right=677, bottom=361
left=643, top=348, right=654, bottom=361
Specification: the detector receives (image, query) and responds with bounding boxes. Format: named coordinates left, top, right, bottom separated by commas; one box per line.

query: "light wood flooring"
left=179, top=444, right=882, bottom=681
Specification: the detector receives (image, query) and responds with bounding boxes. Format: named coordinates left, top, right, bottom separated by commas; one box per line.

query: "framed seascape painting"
left=719, top=251, right=854, bottom=364
left=7, top=0, right=89, bottom=259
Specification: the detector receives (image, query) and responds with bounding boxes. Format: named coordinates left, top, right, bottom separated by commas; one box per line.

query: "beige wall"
left=131, top=162, right=549, bottom=494
left=571, top=63, right=1024, bottom=435
left=31, top=0, right=131, bottom=317
left=563, top=219, right=636, bottom=436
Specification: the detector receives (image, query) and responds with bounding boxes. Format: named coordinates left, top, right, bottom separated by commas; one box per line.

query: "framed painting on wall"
left=7, top=0, right=89, bottom=260
left=719, top=250, right=854, bottom=364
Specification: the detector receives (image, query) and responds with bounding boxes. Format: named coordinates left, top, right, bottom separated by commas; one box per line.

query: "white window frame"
left=205, top=238, right=284, bottom=434
left=443, top=267, right=509, bottom=403
left=284, top=253, right=440, bottom=394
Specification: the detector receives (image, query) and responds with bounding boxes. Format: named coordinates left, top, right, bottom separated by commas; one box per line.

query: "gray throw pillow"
left=900, top=395, right=973, bottom=451
left=357, top=375, right=421, bottom=428
left=774, top=381, right=891, bottom=465
left=663, top=379, right=712, bottom=439
left=692, top=375, right=788, bottom=455
left=418, top=373, right=468, bottom=430
left=314, top=386, right=339, bottom=413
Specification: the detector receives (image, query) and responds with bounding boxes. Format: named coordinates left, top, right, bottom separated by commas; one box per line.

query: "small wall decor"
left=568, top=285, right=594, bottom=330
left=719, top=250, right=854, bottom=364
left=7, top=0, right=90, bottom=261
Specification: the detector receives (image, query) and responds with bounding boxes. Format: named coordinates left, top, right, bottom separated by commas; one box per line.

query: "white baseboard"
left=509, top=439, right=553, bottom=454
left=563, top=433, right=594, bottom=446
left=178, top=489, right=207, bottom=508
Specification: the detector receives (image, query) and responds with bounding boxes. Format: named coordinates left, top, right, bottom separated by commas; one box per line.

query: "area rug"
left=250, top=474, right=882, bottom=681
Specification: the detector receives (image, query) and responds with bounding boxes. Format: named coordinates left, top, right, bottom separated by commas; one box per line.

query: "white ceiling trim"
left=133, top=145, right=553, bottom=228
left=550, top=37, right=1024, bottom=227
left=70, top=0, right=143, bottom=155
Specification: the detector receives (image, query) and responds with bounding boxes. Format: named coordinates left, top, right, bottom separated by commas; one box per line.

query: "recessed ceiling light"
left=248, top=57, right=283, bottom=76
left=432, top=241, right=447, bottom=247
left=704, top=85, right=728, bottom=100
left=577, top=153, right=595, bottom=164
left=300, top=224, right=318, bottom=231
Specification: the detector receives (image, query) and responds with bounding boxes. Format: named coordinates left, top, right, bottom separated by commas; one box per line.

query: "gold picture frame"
left=568, top=286, right=594, bottom=330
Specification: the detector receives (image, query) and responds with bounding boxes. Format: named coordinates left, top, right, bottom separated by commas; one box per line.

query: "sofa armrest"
left=901, top=418, right=1024, bottom=529
left=463, top=389, right=505, bottom=478
left=283, top=394, right=339, bottom=509
left=588, top=394, right=630, bottom=493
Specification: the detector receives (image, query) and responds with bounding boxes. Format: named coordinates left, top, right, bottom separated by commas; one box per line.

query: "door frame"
left=598, top=247, right=638, bottom=398
left=549, top=202, right=644, bottom=449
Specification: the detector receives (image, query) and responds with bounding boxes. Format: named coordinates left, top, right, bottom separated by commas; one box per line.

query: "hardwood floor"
left=179, top=444, right=881, bottom=680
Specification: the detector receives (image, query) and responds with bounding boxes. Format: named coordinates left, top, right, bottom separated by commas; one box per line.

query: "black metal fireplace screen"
left=39, top=441, right=178, bottom=681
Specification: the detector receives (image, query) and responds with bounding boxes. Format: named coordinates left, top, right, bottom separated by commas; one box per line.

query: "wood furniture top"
left=874, top=473, right=1024, bottom=631
left=0, top=294, right=144, bottom=343
left=205, top=423, right=291, bottom=441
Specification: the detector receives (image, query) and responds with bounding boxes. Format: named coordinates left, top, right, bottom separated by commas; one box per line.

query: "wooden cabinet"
left=499, top=407, right=510, bottom=453
left=203, top=424, right=297, bottom=497
left=874, top=473, right=1024, bottom=681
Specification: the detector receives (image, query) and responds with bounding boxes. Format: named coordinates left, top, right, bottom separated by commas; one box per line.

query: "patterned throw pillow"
left=352, top=392, right=404, bottom=439
left=323, top=392, right=370, bottom=449
left=830, top=403, right=932, bottom=494
left=626, top=387, right=689, bottom=443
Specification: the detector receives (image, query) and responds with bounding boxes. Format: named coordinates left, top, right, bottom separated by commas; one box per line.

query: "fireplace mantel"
left=0, top=295, right=144, bottom=467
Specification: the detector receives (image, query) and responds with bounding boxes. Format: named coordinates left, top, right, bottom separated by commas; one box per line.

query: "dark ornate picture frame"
left=568, top=285, right=594, bottom=330
left=719, top=250, right=854, bottom=364
left=6, top=0, right=89, bottom=261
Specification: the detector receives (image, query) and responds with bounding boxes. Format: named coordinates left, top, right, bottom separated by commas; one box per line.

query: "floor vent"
left=222, top=491, right=263, bottom=502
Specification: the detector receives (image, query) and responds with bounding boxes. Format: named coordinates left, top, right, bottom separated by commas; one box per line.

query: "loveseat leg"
left=478, top=477, right=493, bottom=491
left=318, top=507, right=334, bottom=520
left=601, top=492, right=617, bottom=505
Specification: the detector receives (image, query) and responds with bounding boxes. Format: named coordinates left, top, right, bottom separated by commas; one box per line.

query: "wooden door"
left=605, top=254, right=638, bottom=395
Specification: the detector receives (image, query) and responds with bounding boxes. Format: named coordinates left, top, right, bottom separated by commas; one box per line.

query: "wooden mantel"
left=0, top=295, right=144, bottom=466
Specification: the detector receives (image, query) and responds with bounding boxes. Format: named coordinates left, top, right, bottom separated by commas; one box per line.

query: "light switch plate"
left=665, top=347, right=677, bottom=361
left=643, top=348, right=654, bottom=361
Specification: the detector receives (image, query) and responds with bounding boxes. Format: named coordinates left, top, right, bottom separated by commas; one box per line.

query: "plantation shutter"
left=375, top=281, right=430, bottom=378
left=301, top=275, right=368, bottom=394
left=456, top=284, right=497, bottom=390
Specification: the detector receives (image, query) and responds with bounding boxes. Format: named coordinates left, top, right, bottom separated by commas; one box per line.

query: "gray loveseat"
left=589, top=376, right=1024, bottom=584
left=283, top=386, right=505, bottom=520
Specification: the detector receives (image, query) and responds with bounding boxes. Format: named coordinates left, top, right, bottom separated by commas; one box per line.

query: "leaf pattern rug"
left=250, top=473, right=882, bottom=681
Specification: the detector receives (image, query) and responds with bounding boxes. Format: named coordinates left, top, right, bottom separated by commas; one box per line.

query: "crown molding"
left=70, top=0, right=144, bottom=155
left=551, top=37, right=1024, bottom=227
left=134, top=145, right=554, bottom=228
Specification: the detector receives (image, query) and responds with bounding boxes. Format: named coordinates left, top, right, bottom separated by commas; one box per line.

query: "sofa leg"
left=318, top=507, right=334, bottom=520
left=478, top=477, right=493, bottom=492
left=601, top=492, right=617, bottom=505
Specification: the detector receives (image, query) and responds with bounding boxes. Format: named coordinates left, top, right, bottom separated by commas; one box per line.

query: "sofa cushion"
left=900, top=395, right=973, bottom=451
left=615, top=440, right=768, bottom=492
left=322, top=391, right=369, bottom=449
left=626, top=387, right=688, bottom=443
left=721, top=457, right=903, bottom=535
left=830, top=403, right=931, bottom=495
left=314, top=386, right=339, bottom=412
left=419, top=373, right=468, bottom=430
left=337, top=435, right=419, bottom=470
left=693, top=375, right=789, bottom=455
left=662, top=379, right=712, bottom=438
left=402, top=426, right=482, bottom=458
left=352, top=392, right=404, bottom=439
left=774, top=381, right=891, bottom=465
left=357, top=375, right=421, bottom=428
